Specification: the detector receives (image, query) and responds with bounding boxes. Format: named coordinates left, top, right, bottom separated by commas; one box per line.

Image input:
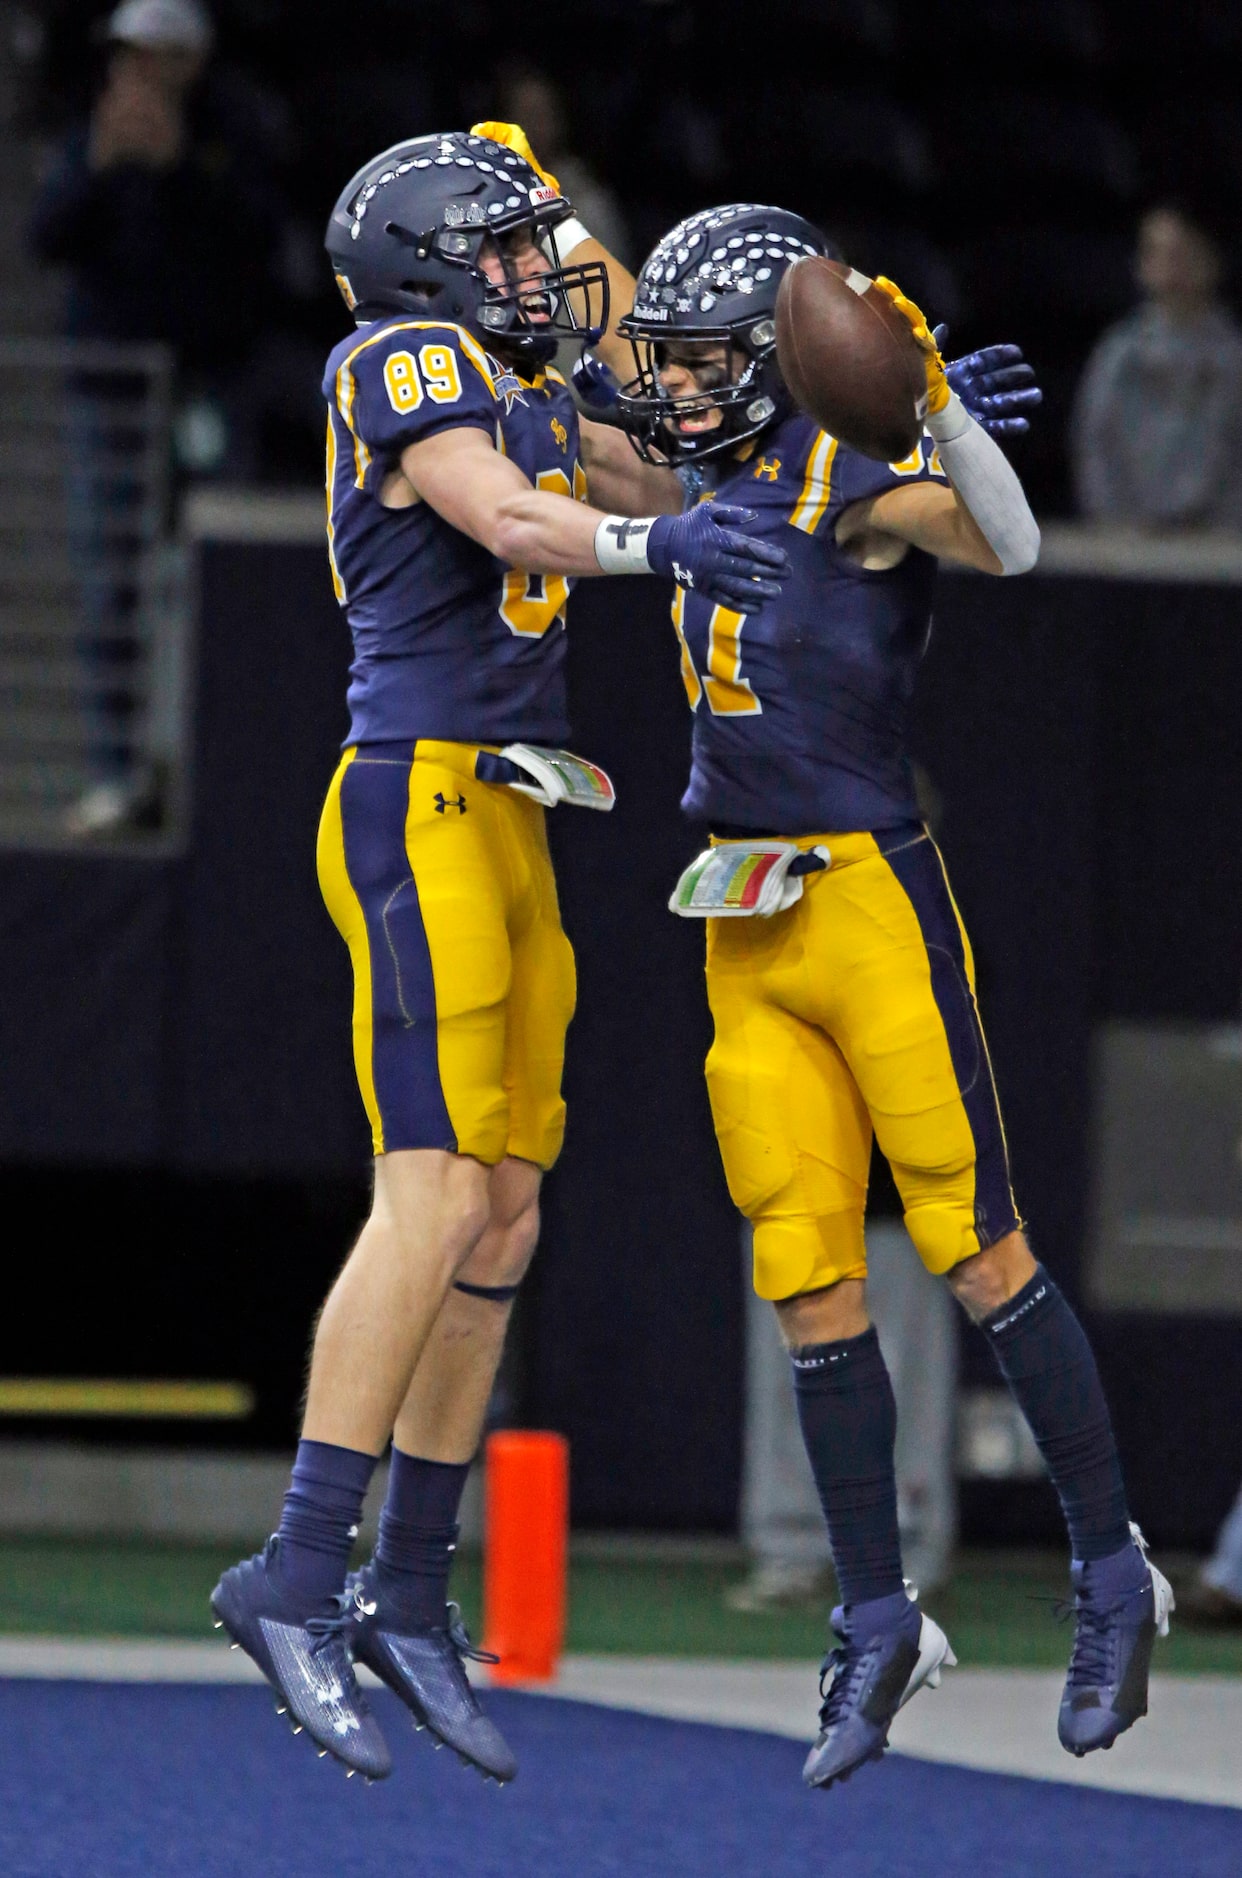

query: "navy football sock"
left=982, top=1266, right=1132, bottom=1562
left=374, top=1448, right=471, bottom=1625
left=791, top=1326, right=905, bottom=1607
left=275, top=1438, right=377, bottom=1603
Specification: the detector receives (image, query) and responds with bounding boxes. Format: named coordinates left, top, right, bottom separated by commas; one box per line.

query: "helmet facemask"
left=381, top=213, right=608, bottom=368
left=611, top=202, right=832, bottom=463
left=616, top=317, right=781, bottom=464
left=478, top=220, right=609, bottom=367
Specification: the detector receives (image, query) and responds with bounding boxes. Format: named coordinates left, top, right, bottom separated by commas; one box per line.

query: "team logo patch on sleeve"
left=491, top=365, right=526, bottom=412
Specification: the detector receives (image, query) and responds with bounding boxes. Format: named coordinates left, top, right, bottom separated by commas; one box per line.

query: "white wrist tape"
left=594, top=514, right=656, bottom=574
left=545, top=215, right=591, bottom=259
left=925, top=393, right=1040, bottom=576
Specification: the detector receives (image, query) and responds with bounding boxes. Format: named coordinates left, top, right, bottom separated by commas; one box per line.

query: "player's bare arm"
left=400, top=421, right=783, bottom=610
left=577, top=414, right=683, bottom=516
left=399, top=422, right=614, bottom=573
left=835, top=479, right=1009, bottom=575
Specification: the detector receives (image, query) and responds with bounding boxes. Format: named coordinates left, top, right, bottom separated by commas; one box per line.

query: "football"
left=775, top=257, right=928, bottom=462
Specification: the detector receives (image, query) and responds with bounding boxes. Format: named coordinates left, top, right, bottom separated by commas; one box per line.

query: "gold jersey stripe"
left=335, top=360, right=371, bottom=488
left=789, top=430, right=839, bottom=534
left=315, top=747, right=384, bottom=1151
left=325, top=410, right=345, bottom=600
left=0, top=1379, right=255, bottom=1419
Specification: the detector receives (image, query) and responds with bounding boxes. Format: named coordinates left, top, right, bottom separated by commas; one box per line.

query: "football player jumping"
left=210, top=131, right=790, bottom=1783
left=580, top=187, right=1171, bottom=1787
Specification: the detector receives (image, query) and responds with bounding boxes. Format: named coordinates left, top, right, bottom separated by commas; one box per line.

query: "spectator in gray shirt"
left=1071, top=204, right=1242, bottom=529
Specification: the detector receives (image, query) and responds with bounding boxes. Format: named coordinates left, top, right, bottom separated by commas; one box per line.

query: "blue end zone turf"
left=0, top=1682, right=1238, bottom=1878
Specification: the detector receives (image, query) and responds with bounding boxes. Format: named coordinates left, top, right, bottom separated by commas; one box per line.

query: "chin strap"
left=454, top=1280, right=521, bottom=1304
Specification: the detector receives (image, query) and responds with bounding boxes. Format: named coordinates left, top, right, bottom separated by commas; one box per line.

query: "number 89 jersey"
left=323, top=316, right=587, bottom=747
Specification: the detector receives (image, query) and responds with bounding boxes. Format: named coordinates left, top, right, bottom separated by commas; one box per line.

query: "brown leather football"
left=775, top=257, right=927, bottom=462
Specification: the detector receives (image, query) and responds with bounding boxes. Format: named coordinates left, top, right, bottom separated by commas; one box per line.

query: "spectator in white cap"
left=83, top=0, right=214, bottom=180
left=29, top=0, right=289, bottom=834
left=107, top=0, right=215, bottom=53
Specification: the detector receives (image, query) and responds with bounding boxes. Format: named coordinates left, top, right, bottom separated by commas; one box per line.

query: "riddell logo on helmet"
left=529, top=185, right=559, bottom=206
left=635, top=304, right=670, bottom=321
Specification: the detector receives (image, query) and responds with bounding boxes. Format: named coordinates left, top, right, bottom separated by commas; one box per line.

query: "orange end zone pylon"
left=482, top=1429, right=569, bottom=1683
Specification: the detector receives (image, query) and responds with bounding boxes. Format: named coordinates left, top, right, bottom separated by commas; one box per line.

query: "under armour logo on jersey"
left=754, top=456, right=781, bottom=481
left=434, top=793, right=467, bottom=814
left=672, top=561, right=694, bottom=587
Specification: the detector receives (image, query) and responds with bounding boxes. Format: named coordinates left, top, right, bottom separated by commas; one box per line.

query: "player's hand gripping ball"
left=470, top=120, right=561, bottom=194
left=647, top=502, right=790, bottom=615
left=775, top=259, right=933, bottom=461
left=871, top=276, right=951, bottom=417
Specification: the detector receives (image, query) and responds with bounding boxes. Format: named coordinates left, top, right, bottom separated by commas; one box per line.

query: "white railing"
left=0, top=337, right=190, bottom=850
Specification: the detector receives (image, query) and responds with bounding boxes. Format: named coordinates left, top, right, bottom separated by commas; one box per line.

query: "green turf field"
left=2, top=1538, right=1239, bottom=1674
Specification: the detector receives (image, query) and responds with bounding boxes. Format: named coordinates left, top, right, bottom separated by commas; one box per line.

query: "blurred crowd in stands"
left=14, top=0, right=1242, bottom=519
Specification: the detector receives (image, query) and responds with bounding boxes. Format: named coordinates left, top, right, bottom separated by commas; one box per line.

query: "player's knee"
left=774, top=1276, right=869, bottom=1348
left=454, top=1189, right=540, bottom=1291
left=944, top=1230, right=1035, bottom=1322
left=493, top=1192, right=541, bottom=1283
left=374, top=1152, right=493, bottom=1265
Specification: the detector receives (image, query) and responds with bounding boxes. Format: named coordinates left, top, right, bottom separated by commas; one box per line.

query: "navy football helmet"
left=617, top=204, right=837, bottom=463
left=325, top=130, right=608, bottom=367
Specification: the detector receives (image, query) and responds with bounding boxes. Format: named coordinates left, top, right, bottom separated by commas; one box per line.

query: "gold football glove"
left=872, top=276, right=950, bottom=415
left=470, top=121, right=561, bottom=195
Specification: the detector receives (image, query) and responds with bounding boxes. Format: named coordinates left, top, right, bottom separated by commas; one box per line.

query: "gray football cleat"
left=1058, top=1523, right=1174, bottom=1756
left=346, top=1563, right=517, bottom=1783
left=803, top=1587, right=956, bottom=1790
left=211, top=1538, right=392, bottom=1780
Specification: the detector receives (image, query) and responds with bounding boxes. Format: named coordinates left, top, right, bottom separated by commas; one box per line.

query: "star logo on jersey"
left=550, top=416, right=568, bottom=453
left=491, top=365, right=526, bottom=414
left=434, top=792, right=468, bottom=814
left=754, top=456, right=781, bottom=482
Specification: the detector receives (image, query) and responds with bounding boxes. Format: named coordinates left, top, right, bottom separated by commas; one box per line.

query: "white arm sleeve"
left=925, top=393, right=1041, bottom=575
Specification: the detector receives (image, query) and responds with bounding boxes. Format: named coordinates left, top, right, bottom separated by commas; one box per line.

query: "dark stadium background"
left=5, top=0, right=1242, bottom=1548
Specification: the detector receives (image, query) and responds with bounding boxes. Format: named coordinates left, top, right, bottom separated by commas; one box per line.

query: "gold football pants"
left=704, top=827, right=1021, bottom=1301
left=317, top=739, right=576, bottom=1167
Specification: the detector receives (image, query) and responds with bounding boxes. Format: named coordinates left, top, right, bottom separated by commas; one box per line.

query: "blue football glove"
left=932, top=326, right=1043, bottom=437
left=647, top=502, right=789, bottom=614
left=571, top=348, right=621, bottom=413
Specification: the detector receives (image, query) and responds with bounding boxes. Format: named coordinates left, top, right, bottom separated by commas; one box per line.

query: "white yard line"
left=2, top=1639, right=1238, bottom=1810
left=542, top=1656, right=1242, bottom=1811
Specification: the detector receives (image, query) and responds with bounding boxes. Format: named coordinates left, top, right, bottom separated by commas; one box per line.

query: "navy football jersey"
left=323, top=317, right=587, bottom=746
left=674, top=412, right=948, bottom=833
